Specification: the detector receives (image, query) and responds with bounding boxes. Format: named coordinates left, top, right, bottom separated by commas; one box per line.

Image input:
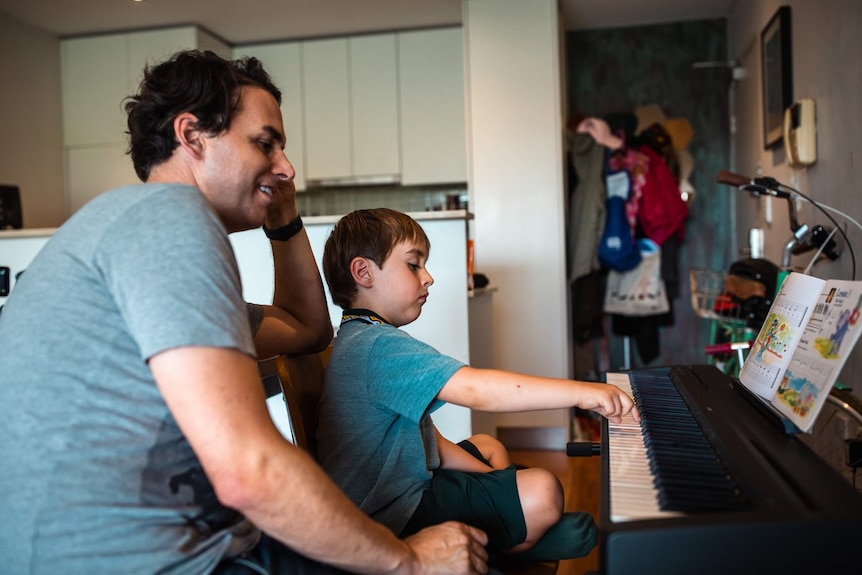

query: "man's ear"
left=173, top=112, right=205, bottom=158
left=350, top=257, right=374, bottom=288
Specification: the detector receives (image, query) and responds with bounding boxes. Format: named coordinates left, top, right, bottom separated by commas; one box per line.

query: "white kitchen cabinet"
left=62, top=27, right=229, bottom=149
left=129, top=27, right=230, bottom=93
left=61, top=27, right=230, bottom=214
left=302, top=34, right=399, bottom=183
left=234, top=42, right=307, bottom=192
left=398, top=28, right=468, bottom=185
left=350, top=34, right=400, bottom=178
left=302, top=38, right=351, bottom=180
left=61, top=33, right=129, bottom=147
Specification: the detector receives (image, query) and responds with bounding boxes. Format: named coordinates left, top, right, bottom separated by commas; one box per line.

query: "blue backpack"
left=598, top=169, right=641, bottom=271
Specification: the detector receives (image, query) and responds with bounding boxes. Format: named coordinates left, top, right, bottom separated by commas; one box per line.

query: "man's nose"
left=275, top=150, right=296, bottom=182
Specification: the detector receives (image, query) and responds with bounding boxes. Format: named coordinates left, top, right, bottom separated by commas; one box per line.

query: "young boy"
left=317, top=208, right=639, bottom=560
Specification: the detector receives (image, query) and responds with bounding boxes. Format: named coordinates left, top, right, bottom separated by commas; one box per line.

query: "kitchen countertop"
left=469, top=286, right=498, bottom=298
left=0, top=227, right=57, bottom=238
left=0, top=211, right=472, bottom=238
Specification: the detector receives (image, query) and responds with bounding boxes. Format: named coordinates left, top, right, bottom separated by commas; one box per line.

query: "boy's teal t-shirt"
left=316, top=319, right=464, bottom=534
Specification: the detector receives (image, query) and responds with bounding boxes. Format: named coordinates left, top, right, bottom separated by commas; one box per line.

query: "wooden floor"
left=507, top=449, right=602, bottom=575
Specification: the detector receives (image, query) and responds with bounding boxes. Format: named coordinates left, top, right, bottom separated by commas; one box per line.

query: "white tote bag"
left=603, top=239, right=670, bottom=316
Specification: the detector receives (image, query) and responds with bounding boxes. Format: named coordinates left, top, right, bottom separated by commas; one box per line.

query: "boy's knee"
left=470, top=433, right=497, bottom=445
left=516, top=468, right=564, bottom=524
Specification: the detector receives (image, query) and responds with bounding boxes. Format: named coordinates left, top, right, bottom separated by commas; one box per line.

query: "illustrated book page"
left=772, top=279, right=862, bottom=431
left=739, top=272, right=862, bottom=432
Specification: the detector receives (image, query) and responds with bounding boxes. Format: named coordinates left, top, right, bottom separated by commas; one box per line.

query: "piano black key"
left=628, top=368, right=747, bottom=513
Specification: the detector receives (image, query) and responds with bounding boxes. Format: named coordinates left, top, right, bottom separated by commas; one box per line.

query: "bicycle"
left=690, top=260, right=776, bottom=377
left=689, top=169, right=862, bottom=494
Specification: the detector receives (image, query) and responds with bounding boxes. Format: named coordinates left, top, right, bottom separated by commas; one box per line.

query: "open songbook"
left=738, top=272, right=862, bottom=433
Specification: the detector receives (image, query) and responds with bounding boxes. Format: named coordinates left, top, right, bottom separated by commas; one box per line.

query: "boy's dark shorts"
left=400, top=444, right=527, bottom=552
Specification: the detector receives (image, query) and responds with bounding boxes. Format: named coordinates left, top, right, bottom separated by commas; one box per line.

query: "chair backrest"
left=273, top=346, right=333, bottom=458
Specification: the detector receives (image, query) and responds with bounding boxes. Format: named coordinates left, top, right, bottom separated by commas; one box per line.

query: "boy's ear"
left=173, top=112, right=205, bottom=158
left=350, top=256, right=374, bottom=288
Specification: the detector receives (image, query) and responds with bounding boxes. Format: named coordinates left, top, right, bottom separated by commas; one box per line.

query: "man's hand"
left=265, top=178, right=300, bottom=229
left=402, top=522, right=489, bottom=575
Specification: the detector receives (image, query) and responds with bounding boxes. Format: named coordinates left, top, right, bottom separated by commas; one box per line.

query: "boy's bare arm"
left=438, top=367, right=640, bottom=424
left=434, top=428, right=494, bottom=473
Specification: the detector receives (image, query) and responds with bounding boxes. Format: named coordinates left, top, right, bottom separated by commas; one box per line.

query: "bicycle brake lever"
left=792, top=225, right=841, bottom=260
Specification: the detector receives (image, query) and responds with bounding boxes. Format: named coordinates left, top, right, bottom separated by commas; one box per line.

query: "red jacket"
left=637, top=145, right=688, bottom=244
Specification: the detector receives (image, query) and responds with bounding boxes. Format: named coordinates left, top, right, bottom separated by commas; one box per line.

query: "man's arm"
left=254, top=180, right=333, bottom=358
left=149, top=346, right=488, bottom=574
left=437, top=367, right=640, bottom=424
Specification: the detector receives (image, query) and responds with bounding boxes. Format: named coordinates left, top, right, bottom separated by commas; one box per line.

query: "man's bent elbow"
left=207, top=451, right=284, bottom=513
left=309, top=323, right=334, bottom=353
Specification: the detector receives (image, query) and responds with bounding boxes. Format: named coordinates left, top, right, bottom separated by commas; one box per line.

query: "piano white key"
left=606, top=372, right=684, bottom=522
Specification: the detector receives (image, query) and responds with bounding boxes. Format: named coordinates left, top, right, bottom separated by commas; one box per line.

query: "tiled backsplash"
left=296, top=183, right=468, bottom=216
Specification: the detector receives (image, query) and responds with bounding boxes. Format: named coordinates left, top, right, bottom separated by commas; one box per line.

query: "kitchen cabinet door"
left=398, top=28, right=467, bottom=185
left=349, top=34, right=400, bottom=178
left=61, top=34, right=129, bottom=147
left=195, top=28, right=232, bottom=59
left=62, top=27, right=216, bottom=148
left=235, top=42, right=307, bottom=191
left=302, top=34, right=400, bottom=183
left=128, top=27, right=200, bottom=93
left=302, top=38, right=352, bottom=180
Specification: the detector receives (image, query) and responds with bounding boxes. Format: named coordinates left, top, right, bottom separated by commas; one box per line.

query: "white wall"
left=729, top=0, right=862, bottom=395
left=0, top=12, right=65, bottom=228
left=463, top=0, right=570, bottom=428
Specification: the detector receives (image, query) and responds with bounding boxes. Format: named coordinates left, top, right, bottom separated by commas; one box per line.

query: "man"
left=0, top=50, right=487, bottom=574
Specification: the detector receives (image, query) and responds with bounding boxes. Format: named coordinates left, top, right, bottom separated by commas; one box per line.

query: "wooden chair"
left=259, top=346, right=333, bottom=457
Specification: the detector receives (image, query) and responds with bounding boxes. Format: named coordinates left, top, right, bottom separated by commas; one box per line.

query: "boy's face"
left=363, top=239, right=434, bottom=327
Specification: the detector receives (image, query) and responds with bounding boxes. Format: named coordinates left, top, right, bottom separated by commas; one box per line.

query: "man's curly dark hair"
left=125, top=50, right=281, bottom=181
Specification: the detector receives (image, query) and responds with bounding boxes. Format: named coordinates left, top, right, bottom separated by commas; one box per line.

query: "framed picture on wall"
left=761, top=6, right=792, bottom=149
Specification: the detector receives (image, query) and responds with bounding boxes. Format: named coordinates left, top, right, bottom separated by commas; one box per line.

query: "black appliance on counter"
left=0, top=185, right=23, bottom=229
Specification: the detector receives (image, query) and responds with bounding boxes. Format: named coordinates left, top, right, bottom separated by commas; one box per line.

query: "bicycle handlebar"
left=716, top=170, right=791, bottom=197
left=716, top=169, right=802, bottom=231
left=716, top=170, right=752, bottom=187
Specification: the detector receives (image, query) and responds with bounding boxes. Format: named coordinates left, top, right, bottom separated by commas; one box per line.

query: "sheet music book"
left=738, top=272, right=862, bottom=433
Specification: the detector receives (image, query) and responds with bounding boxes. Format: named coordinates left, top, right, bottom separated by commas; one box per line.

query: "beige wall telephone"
left=784, top=98, right=817, bottom=167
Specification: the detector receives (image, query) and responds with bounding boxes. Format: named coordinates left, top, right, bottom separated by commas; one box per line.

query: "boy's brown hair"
left=323, top=208, right=430, bottom=308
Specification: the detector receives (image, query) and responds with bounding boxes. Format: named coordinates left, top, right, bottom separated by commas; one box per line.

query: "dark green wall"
left=566, top=19, right=732, bottom=368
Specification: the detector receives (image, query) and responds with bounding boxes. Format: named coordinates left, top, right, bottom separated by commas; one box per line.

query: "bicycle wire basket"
left=689, top=268, right=750, bottom=326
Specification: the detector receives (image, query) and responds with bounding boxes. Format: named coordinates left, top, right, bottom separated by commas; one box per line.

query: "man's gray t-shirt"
left=0, top=184, right=258, bottom=573
left=316, top=319, right=464, bottom=534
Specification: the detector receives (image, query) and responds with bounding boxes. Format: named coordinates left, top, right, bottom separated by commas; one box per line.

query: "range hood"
left=304, top=173, right=401, bottom=189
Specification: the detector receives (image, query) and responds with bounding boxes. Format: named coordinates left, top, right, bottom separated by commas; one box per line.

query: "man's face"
left=198, top=86, right=295, bottom=233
